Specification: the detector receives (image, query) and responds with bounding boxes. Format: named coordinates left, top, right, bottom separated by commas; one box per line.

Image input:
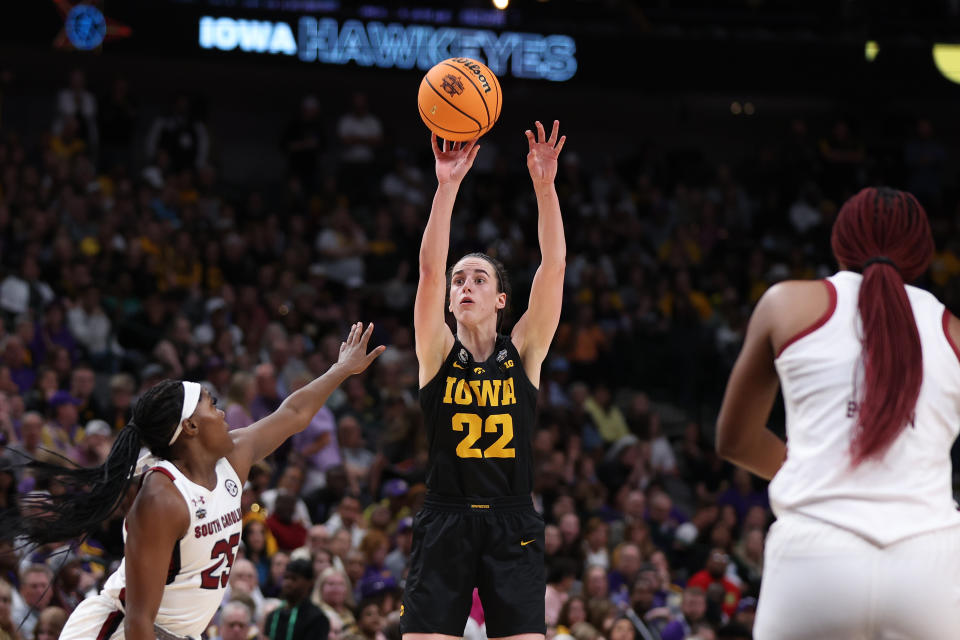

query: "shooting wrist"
left=436, top=178, right=463, bottom=190
left=532, top=181, right=556, bottom=197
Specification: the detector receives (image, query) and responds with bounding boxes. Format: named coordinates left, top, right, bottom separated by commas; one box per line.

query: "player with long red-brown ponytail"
left=830, top=187, right=935, bottom=465
left=716, top=186, right=960, bottom=639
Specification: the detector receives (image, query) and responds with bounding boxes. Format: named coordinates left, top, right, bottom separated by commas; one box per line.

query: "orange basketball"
left=418, top=57, right=502, bottom=141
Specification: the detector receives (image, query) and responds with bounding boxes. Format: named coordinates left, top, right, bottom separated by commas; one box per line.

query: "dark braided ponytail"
left=831, top=187, right=934, bottom=466
left=0, top=380, right=187, bottom=546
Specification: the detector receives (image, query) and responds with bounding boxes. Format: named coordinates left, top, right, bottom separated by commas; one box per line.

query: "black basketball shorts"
left=399, top=494, right=546, bottom=637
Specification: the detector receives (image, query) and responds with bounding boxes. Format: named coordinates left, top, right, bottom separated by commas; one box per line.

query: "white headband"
left=169, top=381, right=202, bottom=446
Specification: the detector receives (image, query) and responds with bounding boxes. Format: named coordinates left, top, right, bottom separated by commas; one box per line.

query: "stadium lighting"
left=493, top=0, right=509, bottom=9
left=933, top=44, right=960, bottom=83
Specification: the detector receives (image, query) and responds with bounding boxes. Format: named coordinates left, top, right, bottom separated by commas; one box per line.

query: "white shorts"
left=59, top=594, right=197, bottom=640
left=59, top=594, right=125, bottom=640
left=755, top=513, right=960, bottom=640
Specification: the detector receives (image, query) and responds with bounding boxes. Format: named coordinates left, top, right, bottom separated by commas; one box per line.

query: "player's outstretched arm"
left=715, top=288, right=787, bottom=480
left=415, top=134, right=479, bottom=386
left=123, top=473, right=191, bottom=640
left=228, top=323, right=384, bottom=483
left=512, top=120, right=567, bottom=386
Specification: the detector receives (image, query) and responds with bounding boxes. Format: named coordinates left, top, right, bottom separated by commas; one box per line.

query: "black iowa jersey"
left=419, top=334, right=538, bottom=498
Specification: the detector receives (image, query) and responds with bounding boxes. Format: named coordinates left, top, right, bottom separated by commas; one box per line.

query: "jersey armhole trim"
left=419, top=342, right=456, bottom=392
left=146, top=466, right=176, bottom=482
left=506, top=337, right=540, bottom=393
left=133, top=467, right=188, bottom=540
left=776, top=279, right=838, bottom=359
left=96, top=608, right=124, bottom=640
left=942, top=308, right=960, bottom=365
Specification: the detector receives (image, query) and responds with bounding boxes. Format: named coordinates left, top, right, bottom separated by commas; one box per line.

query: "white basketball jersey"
left=770, top=270, right=960, bottom=546
left=101, top=457, right=243, bottom=638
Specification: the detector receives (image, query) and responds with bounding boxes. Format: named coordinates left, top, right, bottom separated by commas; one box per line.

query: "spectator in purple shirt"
left=716, top=468, right=769, bottom=523
left=224, top=371, right=256, bottom=430
left=30, top=302, right=77, bottom=366
left=2, top=336, right=35, bottom=393
left=251, top=362, right=282, bottom=420
left=608, top=542, right=642, bottom=608
left=660, top=586, right=707, bottom=640
left=46, top=390, right=83, bottom=454
left=290, top=372, right=340, bottom=492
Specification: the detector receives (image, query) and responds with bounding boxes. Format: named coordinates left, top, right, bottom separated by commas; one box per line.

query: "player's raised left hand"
left=338, top=322, right=386, bottom=375
left=526, top=120, right=566, bottom=187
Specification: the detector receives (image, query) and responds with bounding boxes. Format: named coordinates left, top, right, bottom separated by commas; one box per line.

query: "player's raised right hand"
left=432, top=134, right=480, bottom=185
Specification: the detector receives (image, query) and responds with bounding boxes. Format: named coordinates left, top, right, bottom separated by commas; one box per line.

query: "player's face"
left=448, top=258, right=505, bottom=326
left=191, top=390, right=233, bottom=456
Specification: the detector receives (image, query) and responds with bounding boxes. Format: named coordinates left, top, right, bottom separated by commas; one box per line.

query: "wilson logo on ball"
left=441, top=74, right=465, bottom=97
left=452, top=58, right=492, bottom=93
left=418, top=57, right=502, bottom=141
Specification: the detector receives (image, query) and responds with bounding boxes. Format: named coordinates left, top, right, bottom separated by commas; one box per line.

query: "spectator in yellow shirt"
left=584, top=384, right=629, bottom=443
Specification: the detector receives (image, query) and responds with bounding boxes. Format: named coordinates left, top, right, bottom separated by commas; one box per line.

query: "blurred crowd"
left=1, top=67, right=959, bottom=640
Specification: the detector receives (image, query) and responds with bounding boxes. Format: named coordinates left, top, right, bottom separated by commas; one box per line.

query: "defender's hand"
left=338, top=322, right=386, bottom=375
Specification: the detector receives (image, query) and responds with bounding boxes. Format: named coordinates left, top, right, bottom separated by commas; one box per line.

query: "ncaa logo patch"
left=196, top=508, right=207, bottom=520
left=225, top=479, right=239, bottom=497
left=496, top=349, right=508, bottom=362
left=459, top=348, right=469, bottom=364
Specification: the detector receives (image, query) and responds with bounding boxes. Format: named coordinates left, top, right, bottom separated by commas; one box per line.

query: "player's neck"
left=456, top=322, right=497, bottom=362
left=169, top=449, right=220, bottom=491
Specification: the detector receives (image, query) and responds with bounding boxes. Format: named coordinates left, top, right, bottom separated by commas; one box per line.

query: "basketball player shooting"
left=0, top=322, right=385, bottom=640
left=400, top=120, right=565, bottom=640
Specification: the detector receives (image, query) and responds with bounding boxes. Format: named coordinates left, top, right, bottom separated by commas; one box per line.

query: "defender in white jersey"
left=61, top=458, right=245, bottom=640
left=1, top=323, right=384, bottom=640
left=717, top=187, right=960, bottom=639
